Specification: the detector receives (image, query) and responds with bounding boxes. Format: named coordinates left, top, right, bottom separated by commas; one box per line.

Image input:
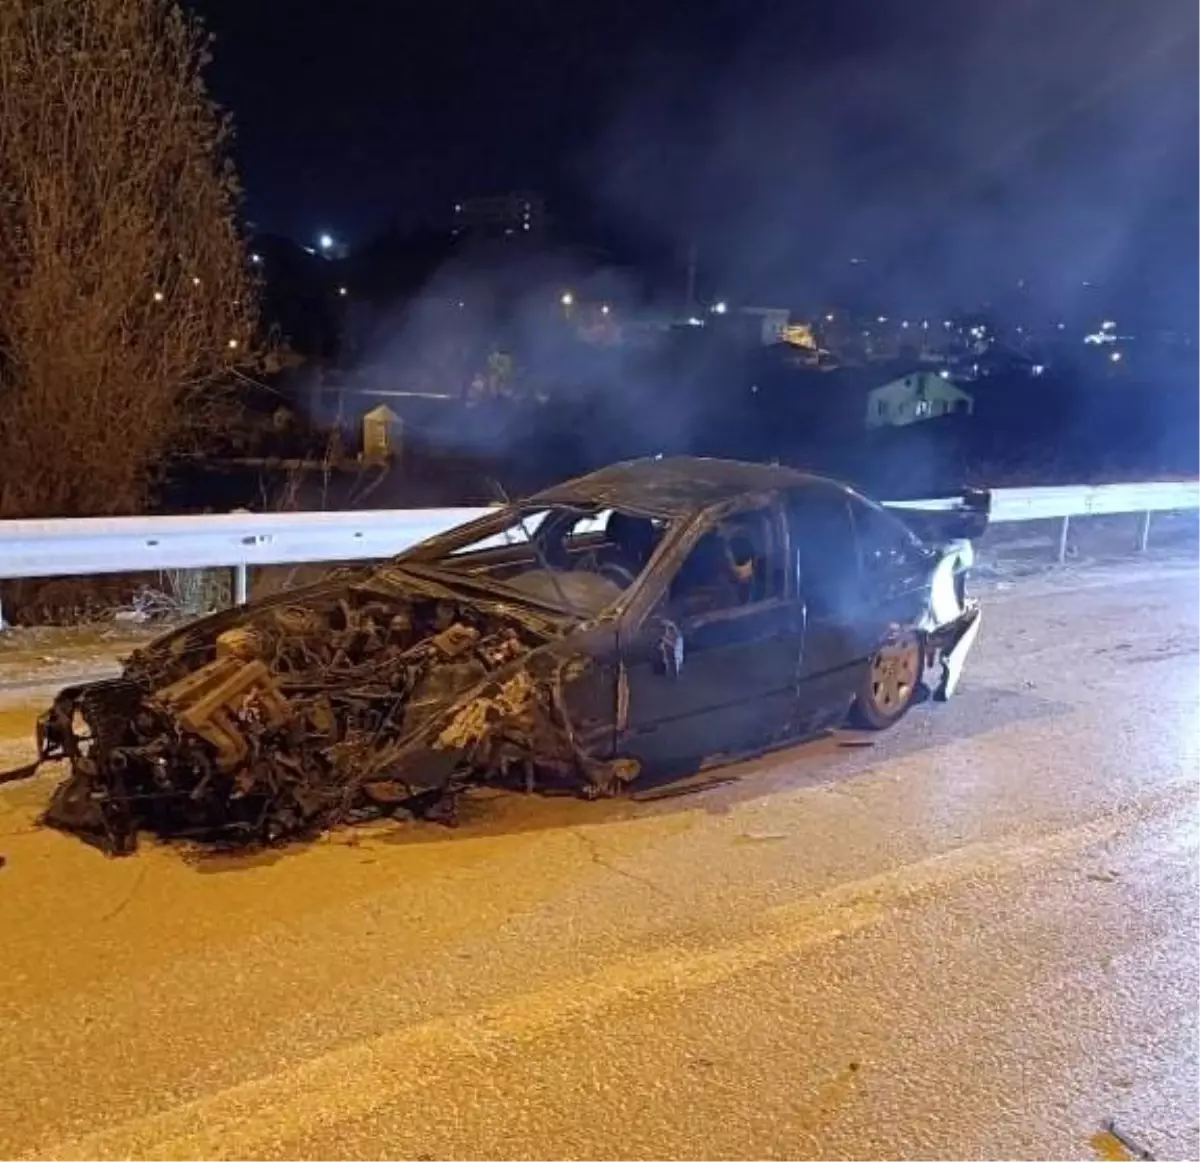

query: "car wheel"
left=851, top=631, right=922, bottom=730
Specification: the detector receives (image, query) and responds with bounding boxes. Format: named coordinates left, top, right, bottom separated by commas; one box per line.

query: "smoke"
left=335, top=0, right=1197, bottom=495
left=582, top=0, right=1198, bottom=326
left=337, top=234, right=741, bottom=476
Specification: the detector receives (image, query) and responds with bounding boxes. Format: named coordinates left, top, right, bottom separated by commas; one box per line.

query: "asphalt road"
left=0, top=558, right=1196, bottom=1161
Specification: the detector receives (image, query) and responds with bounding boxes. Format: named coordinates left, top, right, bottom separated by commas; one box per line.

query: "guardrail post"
left=1138, top=510, right=1152, bottom=552
left=1057, top=515, right=1070, bottom=563
left=233, top=563, right=249, bottom=605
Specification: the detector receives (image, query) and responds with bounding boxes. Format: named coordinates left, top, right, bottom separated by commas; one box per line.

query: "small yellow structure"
left=780, top=322, right=816, bottom=349
left=362, top=404, right=400, bottom=465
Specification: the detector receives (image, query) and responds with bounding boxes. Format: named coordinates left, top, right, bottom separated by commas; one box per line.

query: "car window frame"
left=619, top=492, right=793, bottom=636
left=846, top=493, right=925, bottom=575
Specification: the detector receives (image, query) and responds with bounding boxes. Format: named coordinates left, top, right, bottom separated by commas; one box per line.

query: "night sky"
left=195, top=0, right=1198, bottom=321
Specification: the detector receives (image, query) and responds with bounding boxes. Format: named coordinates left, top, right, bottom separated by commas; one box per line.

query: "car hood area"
left=24, top=564, right=626, bottom=854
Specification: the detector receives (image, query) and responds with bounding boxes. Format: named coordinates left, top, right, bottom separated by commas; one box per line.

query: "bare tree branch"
left=0, top=0, right=264, bottom=517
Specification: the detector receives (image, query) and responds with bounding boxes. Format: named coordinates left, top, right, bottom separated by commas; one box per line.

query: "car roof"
left=531, top=456, right=846, bottom=519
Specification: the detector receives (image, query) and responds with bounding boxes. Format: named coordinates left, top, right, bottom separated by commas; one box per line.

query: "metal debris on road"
left=1097, top=1118, right=1156, bottom=1160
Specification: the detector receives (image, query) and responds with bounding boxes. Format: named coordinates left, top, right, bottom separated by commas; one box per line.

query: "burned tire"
left=850, top=631, right=922, bottom=730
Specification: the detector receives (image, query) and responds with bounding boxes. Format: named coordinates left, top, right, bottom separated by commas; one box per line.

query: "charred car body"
left=13, top=458, right=988, bottom=853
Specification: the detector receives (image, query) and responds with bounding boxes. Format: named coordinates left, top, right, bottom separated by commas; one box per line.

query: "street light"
left=560, top=291, right=574, bottom=307
left=318, top=233, right=334, bottom=252
left=600, top=304, right=610, bottom=315
left=712, top=300, right=727, bottom=315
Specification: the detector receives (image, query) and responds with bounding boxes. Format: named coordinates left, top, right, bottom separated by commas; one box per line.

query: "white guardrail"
left=0, top=482, right=1196, bottom=614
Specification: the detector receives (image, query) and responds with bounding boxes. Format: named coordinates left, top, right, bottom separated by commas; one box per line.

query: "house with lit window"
left=864, top=369, right=973, bottom=429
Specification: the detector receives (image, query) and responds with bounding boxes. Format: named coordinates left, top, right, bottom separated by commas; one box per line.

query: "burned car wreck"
left=10, top=457, right=989, bottom=854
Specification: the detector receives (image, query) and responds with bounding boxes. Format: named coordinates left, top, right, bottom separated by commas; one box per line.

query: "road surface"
left=0, top=558, right=1196, bottom=1161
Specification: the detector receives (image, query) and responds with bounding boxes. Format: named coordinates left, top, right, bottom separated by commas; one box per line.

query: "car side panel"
left=619, top=599, right=802, bottom=769
left=555, top=627, right=621, bottom=761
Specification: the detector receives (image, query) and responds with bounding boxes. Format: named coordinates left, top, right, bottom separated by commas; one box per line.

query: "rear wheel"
left=851, top=631, right=922, bottom=730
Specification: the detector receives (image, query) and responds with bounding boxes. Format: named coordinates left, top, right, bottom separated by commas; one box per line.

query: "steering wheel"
left=597, top=561, right=637, bottom=588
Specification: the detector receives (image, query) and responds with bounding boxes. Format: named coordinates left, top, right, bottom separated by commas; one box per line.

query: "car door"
left=617, top=500, right=803, bottom=772
left=784, top=485, right=873, bottom=731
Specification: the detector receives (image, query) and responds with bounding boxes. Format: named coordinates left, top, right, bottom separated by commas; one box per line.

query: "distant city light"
left=338, top=286, right=348, bottom=296
left=1110, top=350, right=1122, bottom=362
left=152, top=290, right=164, bottom=302
left=877, top=315, right=888, bottom=324
left=560, top=291, right=574, bottom=307
left=1101, top=319, right=1116, bottom=331
left=921, top=320, right=929, bottom=329
left=687, top=316, right=704, bottom=326
left=457, top=300, right=465, bottom=308
left=824, top=313, right=835, bottom=322
left=1032, top=364, right=1045, bottom=376
left=250, top=253, right=262, bottom=265
left=1057, top=322, right=1066, bottom=330
left=943, top=320, right=953, bottom=329
left=901, top=320, right=910, bottom=329
left=600, top=304, right=610, bottom=315
left=938, top=369, right=951, bottom=379
left=228, top=338, right=239, bottom=349
left=454, top=203, right=462, bottom=213
left=318, top=233, right=334, bottom=251
left=712, top=300, right=728, bottom=315
left=191, top=276, right=201, bottom=286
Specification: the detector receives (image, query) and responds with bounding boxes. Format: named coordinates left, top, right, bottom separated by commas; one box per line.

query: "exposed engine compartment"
left=32, top=579, right=621, bottom=854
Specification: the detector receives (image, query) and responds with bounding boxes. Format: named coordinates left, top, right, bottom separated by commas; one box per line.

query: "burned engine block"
left=33, top=584, right=613, bottom=854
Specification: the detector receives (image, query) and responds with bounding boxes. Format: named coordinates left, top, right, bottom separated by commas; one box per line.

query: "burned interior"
left=6, top=458, right=988, bottom=856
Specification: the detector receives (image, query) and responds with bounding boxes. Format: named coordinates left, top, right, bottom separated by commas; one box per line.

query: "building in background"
left=452, top=192, right=546, bottom=238
left=865, top=369, right=973, bottom=429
